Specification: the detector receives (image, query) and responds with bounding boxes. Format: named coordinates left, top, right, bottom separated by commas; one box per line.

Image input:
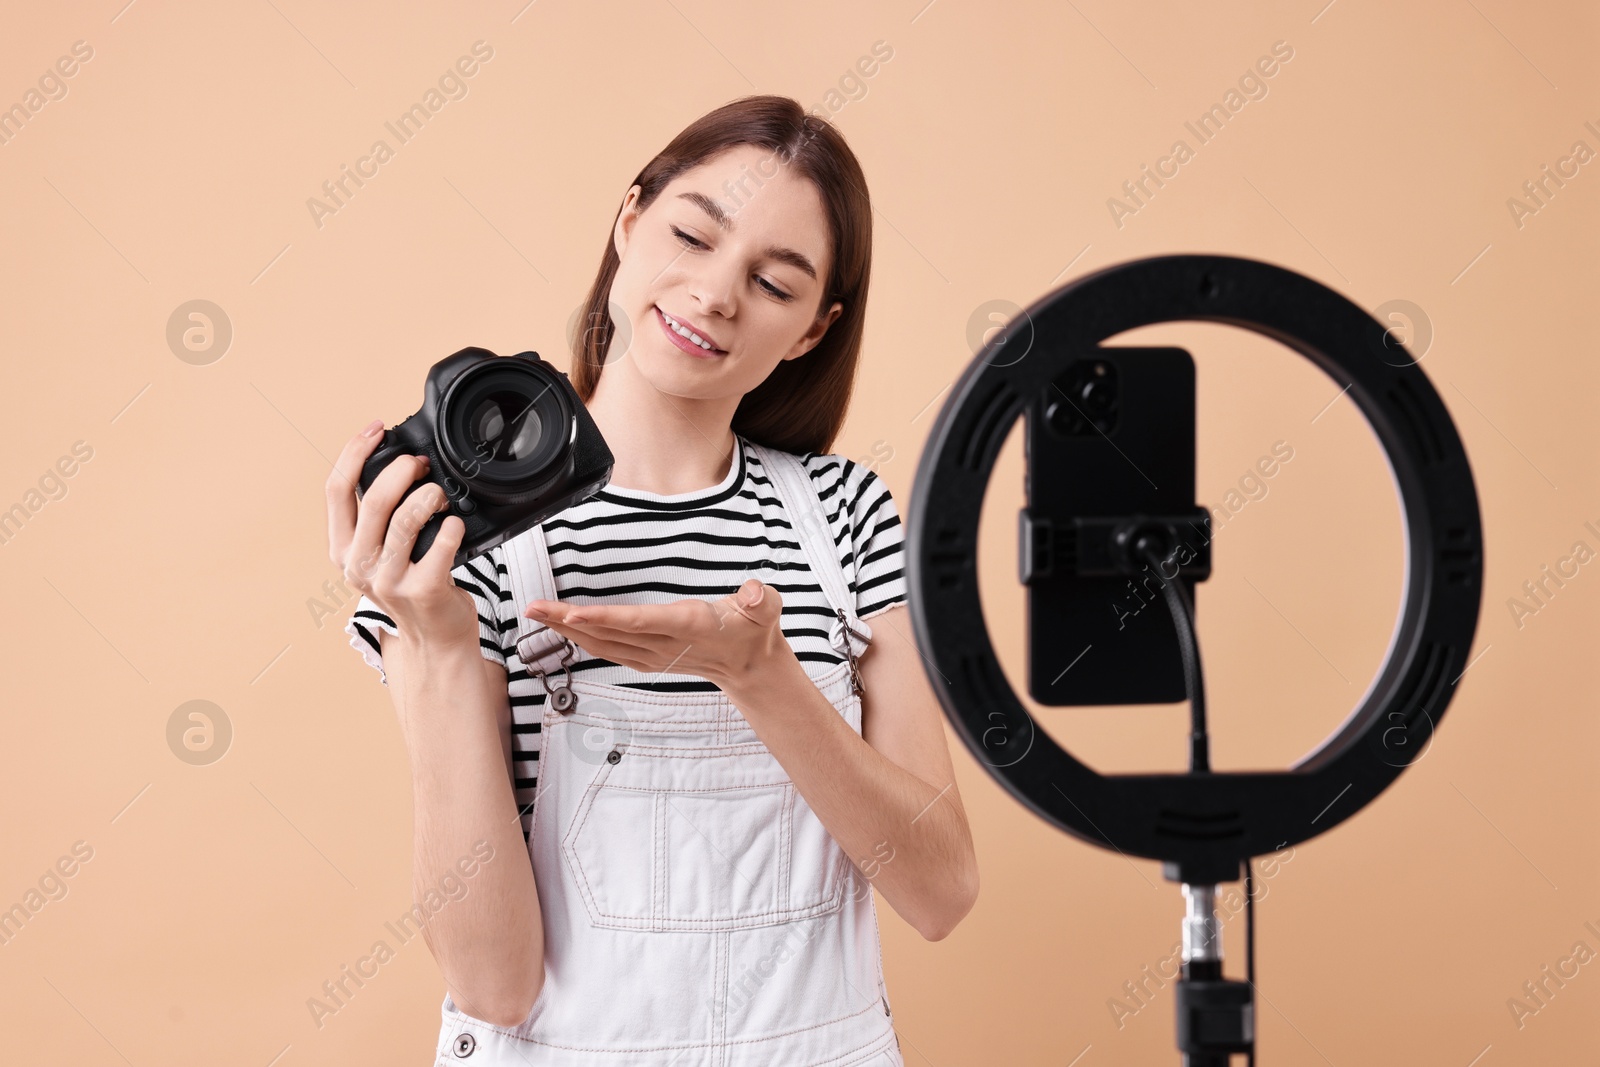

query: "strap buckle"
left=531, top=636, right=579, bottom=713
left=836, top=607, right=867, bottom=696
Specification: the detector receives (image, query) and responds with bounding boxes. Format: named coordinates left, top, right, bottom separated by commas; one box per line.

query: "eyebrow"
left=674, top=191, right=819, bottom=281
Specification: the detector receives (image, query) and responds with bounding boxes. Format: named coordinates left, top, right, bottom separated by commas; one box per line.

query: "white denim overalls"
left=433, top=441, right=905, bottom=1066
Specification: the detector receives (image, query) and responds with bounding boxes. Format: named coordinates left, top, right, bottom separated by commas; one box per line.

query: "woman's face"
left=606, top=144, right=844, bottom=403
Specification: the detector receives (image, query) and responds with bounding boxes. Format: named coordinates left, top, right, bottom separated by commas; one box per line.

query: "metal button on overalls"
left=431, top=442, right=904, bottom=1067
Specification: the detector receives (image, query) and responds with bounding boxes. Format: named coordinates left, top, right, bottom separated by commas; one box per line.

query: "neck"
left=585, top=357, right=739, bottom=495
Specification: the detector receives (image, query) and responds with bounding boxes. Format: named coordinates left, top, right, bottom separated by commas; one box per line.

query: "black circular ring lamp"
left=908, top=254, right=1484, bottom=886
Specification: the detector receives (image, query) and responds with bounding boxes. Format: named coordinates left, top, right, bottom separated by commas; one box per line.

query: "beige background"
left=1, top=1, right=1595, bottom=1063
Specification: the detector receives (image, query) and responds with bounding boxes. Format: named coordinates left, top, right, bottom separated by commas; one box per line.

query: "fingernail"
left=362, top=419, right=384, bottom=437
left=526, top=605, right=548, bottom=618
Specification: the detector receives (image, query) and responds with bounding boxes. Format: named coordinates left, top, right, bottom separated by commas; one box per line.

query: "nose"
left=686, top=258, right=738, bottom=320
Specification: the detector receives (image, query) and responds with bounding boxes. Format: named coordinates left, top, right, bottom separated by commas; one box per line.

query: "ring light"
left=907, top=254, right=1484, bottom=887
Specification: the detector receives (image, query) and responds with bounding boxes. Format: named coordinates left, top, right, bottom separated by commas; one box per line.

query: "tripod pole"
left=1175, top=882, right=1253, bottom=1065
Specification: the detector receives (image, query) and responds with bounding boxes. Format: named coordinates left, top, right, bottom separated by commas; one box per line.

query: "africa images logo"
left=305, top=41, right=495, bottom=229
left=1105, top=40, right=1295, bottom=228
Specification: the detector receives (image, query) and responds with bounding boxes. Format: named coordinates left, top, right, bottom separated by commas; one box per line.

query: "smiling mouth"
left=655, top=305, right=727, bottom=357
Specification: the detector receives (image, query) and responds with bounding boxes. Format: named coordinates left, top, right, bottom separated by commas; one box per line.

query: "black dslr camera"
left=357, top=347, right=613, bottom=570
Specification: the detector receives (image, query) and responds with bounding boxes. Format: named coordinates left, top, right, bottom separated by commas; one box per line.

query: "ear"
left=612, top=184, right=644, bottom=260
left=783, top=300, right=844, bottom=362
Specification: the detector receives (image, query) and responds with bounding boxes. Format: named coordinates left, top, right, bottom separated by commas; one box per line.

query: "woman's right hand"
left=325, top=420, right=481, bottom=654
left=331, top=424, right=541, bottom=1023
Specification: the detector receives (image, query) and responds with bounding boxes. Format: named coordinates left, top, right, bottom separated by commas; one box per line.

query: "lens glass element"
left=439, top=357, right=573, bottom=503
left=469, top=391, right=544, bottom=463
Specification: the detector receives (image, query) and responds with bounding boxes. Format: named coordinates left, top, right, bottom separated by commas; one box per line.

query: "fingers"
left=528, top=602, right=642, bottom=641
left=543, top=625, right=665, bottom=672
left=413, top=512, right=468, bottom=585
left=571, top=604, right=647, bottom=631
left=538, top=601, right=696, bottom=641
left=345, top=453, right=435, bottom=592
left=530, top=603, right=676, bottom=662
left=713, top=581, right=781, bottom=629
left=549, top=614, right=656, bottom=646
left=379, top=476, right=454, bottom=581
left=325, top=420, right=387, bottom=569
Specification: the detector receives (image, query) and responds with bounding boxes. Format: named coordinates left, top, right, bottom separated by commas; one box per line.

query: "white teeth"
left=660, top=309, right=716, bottom=350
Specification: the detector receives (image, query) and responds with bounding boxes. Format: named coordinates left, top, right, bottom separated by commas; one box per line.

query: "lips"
left=655, top=305, right=727, bottom=357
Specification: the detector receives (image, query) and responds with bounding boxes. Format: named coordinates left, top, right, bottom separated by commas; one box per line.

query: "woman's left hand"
left=523, top=578, right=789, bottom=690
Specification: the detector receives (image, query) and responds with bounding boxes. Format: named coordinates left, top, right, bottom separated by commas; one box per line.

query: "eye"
left=670, top=225, right=706, bottom=250
left=671, top=226, right=796, bottom=303
left=758, top=278, right=795, bottom=302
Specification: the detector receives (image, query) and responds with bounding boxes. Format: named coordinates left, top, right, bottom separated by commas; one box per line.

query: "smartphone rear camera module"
left=1045, top=359, right=1120, bottom=437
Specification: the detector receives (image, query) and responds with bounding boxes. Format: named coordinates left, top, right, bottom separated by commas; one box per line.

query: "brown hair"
left=568, top=95, right=872, bottom=456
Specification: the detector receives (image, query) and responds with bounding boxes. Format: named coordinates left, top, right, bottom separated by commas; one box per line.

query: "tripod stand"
left=907, top=254, right=1485, bottom=1065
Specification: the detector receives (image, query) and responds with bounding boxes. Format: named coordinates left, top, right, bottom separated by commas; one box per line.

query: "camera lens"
left=1045, top=359, right=1119, bottom=437
left=1079, top=379, right=1112, bottom=417
left=468, top=391, right=544, bottom=462
left=438, top=357, right=574, bottom=505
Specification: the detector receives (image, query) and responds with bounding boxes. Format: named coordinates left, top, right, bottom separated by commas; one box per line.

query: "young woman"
left=327, top=94, right=978, bottom=1065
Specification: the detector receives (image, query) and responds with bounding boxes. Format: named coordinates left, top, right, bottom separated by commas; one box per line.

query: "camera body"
left=357, top=347, right=613, bottom=570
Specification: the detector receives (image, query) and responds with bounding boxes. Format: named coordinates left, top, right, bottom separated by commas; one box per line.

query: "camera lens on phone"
left=1045, top=359, right=1120, bottom=437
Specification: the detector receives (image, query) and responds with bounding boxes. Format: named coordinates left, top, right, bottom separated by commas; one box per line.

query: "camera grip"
left=359, top=435, right=454, bottom=566
left=409, top=507, right=447, bottom=564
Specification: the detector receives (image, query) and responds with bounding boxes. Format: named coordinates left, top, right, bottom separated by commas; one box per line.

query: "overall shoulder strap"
left=746, top=440, right=873, bottom=680
left=500, top=524, right=578, bottom=677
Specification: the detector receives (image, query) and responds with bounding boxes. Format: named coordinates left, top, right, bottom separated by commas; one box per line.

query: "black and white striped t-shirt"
left=344, top=432, right=908, bottom=840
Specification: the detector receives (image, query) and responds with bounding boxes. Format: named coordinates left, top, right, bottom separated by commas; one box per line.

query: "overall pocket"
left=561, top=742, right=848, bottom=932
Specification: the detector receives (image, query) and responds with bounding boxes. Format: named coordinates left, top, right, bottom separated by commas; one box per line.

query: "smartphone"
left=1020, top=346, right=1200, bottom=706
